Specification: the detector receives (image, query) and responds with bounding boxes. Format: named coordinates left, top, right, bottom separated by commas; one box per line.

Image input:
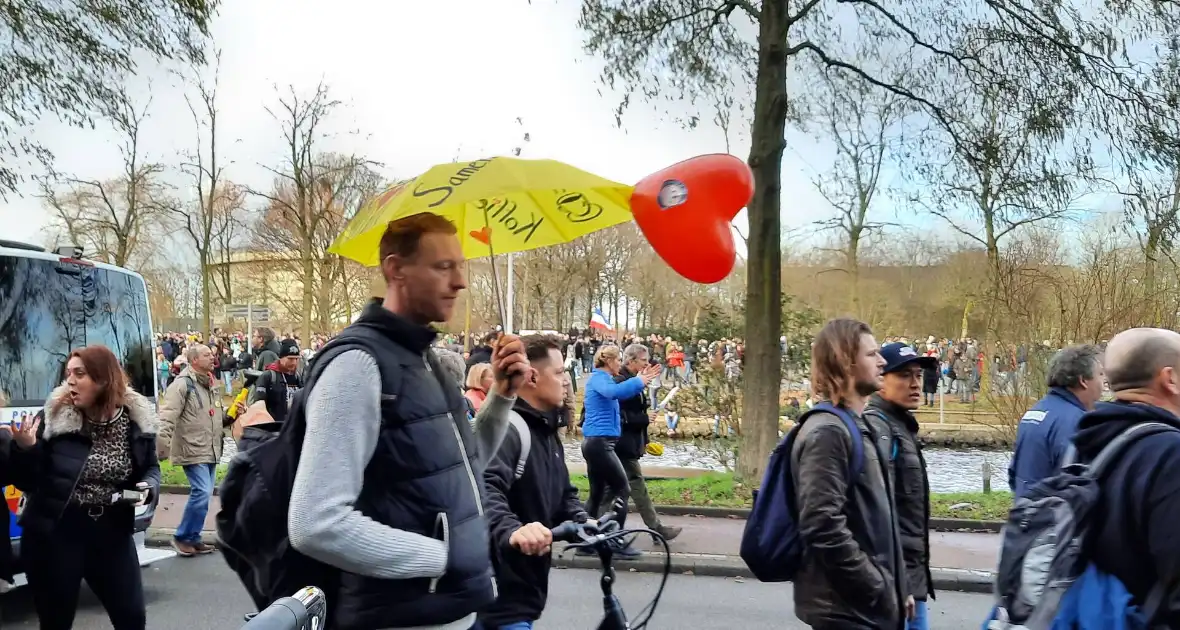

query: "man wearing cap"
left=865, top=342, right=937, bottom=630
left=247, top=337, right=305, bottom=425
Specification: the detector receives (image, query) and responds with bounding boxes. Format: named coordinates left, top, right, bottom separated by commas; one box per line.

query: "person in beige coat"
left=157, top=343, right=234, bottom=556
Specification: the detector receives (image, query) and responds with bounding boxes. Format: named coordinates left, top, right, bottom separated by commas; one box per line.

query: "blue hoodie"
left=1009, top=387, right=1088, bottom=497
left=1070, top=401, right=1180, bottom=626
left=581, top=369, right=646, bottom=437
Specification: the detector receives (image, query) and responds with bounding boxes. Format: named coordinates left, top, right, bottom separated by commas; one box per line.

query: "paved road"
left=0, top=555, right=995, bottom=629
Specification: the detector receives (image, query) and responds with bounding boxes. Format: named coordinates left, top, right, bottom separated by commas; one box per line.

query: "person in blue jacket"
left=1008, top=344, right=1104, bottom=497
left=581, top=344, right=659, bottom=530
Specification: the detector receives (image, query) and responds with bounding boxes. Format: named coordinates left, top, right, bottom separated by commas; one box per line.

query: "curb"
left=156, top=488, right=1005, bottom=532
left=145, top=528, right=995, bottom=594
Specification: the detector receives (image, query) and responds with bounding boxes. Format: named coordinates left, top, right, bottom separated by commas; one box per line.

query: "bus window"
left=0, top=256, right=83, bottom=405
left=0, top=256, right=154, bottom=405
left=80, top=266, right=155, bottom=400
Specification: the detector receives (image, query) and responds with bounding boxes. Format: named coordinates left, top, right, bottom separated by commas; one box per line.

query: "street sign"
left=225, top=304, right=270, bottom=322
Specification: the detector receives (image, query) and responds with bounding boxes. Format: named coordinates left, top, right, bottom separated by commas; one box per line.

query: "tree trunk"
left=200, top=255, right=212, bottom=336
left=301, top=245, right=315, bottom=341
left=847, top=236, right=861, bottom=316
left=738, top=2, right=788, bottom=484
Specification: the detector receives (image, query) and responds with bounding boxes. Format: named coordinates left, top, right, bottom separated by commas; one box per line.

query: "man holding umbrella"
left=287, top=213, right=530, bottom=630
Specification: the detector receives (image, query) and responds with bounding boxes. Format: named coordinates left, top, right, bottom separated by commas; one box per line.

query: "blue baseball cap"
left=880, top=342, right=938, bottom=374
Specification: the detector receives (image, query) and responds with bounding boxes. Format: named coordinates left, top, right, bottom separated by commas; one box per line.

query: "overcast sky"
left=3, top=0, right=1113, bottom=257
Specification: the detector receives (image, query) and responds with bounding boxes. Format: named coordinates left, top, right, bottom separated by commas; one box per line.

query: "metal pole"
left=247, top=305, right=253, bottom=356
left=939, top=376, right=945, bottom=423
left=506, top=252, right=515, bottom=334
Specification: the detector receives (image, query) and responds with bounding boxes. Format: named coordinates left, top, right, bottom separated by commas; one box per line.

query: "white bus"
left=0, top=240, right=174, bottom=589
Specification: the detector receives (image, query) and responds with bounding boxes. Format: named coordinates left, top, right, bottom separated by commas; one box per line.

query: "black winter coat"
left=13, top=385, right=161, bottom=537
left=866, top=395, right=934, bottom=602
left=922, top=366, right=940, bottom=395
left=615, top=369, right=650, bottom=460
left=479, top=399, right=586, bottom=628
left=248, top=369, right=303, bottom=425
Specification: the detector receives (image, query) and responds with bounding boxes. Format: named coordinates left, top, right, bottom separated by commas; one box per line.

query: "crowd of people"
left=1, top=210, right=1178, bottom=630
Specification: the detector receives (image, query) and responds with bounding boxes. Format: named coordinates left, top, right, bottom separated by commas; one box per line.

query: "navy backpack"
left=739, top=401, right=865, bottom=582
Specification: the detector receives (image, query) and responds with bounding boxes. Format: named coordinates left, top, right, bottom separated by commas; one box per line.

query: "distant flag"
left=589, top=308, right=613, bottom=331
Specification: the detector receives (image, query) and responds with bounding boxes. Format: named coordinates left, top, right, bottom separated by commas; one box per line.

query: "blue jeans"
left=908, top=599, right=929, bottom=630
left=176, top=463, right=216, bottom=544
left=472, top=622, right=532, bottom=630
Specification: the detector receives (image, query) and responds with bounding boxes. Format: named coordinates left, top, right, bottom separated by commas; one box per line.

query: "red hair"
left=66, top=345, right=128, bottom=420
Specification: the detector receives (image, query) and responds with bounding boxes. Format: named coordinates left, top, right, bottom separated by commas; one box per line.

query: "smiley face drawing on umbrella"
left=554, top=190, right=605, bottom=224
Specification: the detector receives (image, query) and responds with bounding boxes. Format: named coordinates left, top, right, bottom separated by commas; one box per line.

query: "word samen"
left=412, top=159, right=496, bottom=207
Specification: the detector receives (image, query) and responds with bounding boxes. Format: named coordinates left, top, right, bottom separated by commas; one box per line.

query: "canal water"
left=222, top=436, right=1012, bottom=494
left=562, top=438, right=1013, bottom=494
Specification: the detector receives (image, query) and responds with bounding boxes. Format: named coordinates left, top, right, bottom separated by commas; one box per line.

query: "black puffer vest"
left=334, top=302, right=496, bottom=629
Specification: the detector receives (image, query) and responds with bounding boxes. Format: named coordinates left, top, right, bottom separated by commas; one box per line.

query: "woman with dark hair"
left=11, top=345, right=160, bottom=630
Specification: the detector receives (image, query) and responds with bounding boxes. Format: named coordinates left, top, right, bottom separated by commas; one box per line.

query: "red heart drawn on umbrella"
left=470, top=226, right=492, bottom=245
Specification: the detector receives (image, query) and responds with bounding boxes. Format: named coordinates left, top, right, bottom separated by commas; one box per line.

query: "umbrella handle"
left=482, top=216, right=508, bottom=332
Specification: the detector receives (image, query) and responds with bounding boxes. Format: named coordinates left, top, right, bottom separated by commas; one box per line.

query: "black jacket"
left=13, top=385, right=161, bottom=537
left=330, top=302, right=496, bottom=630
left=615, top=369, right=650, bottom=460
left=248, top=368, right=303, bottom=425
left=467, top=345, right=493, bottom=369
left=790, top=407, right=906, bottom=629
left=866, top=395, right=934, bottom=602
left=922, top=367, right=940, bottom=395
left=479, top=399, right=586, bottom=627
left=1071, top=401, right=1180, bottom=626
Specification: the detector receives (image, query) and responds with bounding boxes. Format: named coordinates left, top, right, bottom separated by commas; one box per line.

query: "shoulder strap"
left=862, top=408, right=901, bottom=462
left=808, top=401, right=866, bottom=480
left=179, top=375, right=198, bottom=411
left=506, top=411, right=531, bottom=481
left=1087, top=422, right=1177, bottom=479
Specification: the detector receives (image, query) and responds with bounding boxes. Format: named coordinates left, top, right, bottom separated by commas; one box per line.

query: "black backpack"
left=987, top=421, right=1177, bottom=628
left=216, top=325, right=405, bottom=613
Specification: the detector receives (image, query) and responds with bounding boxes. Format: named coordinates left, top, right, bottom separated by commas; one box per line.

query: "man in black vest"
left=287, top=213, right=529, bottom=630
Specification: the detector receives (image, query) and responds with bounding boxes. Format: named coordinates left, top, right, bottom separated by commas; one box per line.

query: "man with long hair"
left=792, top=318, right=906, bottom=629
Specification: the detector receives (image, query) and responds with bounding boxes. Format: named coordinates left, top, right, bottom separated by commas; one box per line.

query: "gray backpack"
left=988, top=421, right=1175, bottom=629
left=506, top=412, right=531, bottom=481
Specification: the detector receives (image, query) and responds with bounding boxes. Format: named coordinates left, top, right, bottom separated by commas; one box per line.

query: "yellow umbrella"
left=329, top=156, right=636, bottom=265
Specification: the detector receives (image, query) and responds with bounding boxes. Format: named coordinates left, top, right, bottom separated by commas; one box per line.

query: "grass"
left=571, top=473, right=1012, bottom=520
left=162, top=460, right=1011, bottom=521
left=569, top=473, right=755, bottom=508
left=159, top=461, right=229, bottom=487
left=930, top=491, right=1013, bottom=521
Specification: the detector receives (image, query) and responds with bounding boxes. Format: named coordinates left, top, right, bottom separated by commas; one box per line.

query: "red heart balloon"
left=631, top=154, right=753, bottom=284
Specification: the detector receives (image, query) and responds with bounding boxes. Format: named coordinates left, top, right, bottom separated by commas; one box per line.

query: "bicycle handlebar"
left=549, top=509, right=622, bottom=545
left=242, top=586, right=327, bottom=630
left=549, top=509, right=672, bottom=630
